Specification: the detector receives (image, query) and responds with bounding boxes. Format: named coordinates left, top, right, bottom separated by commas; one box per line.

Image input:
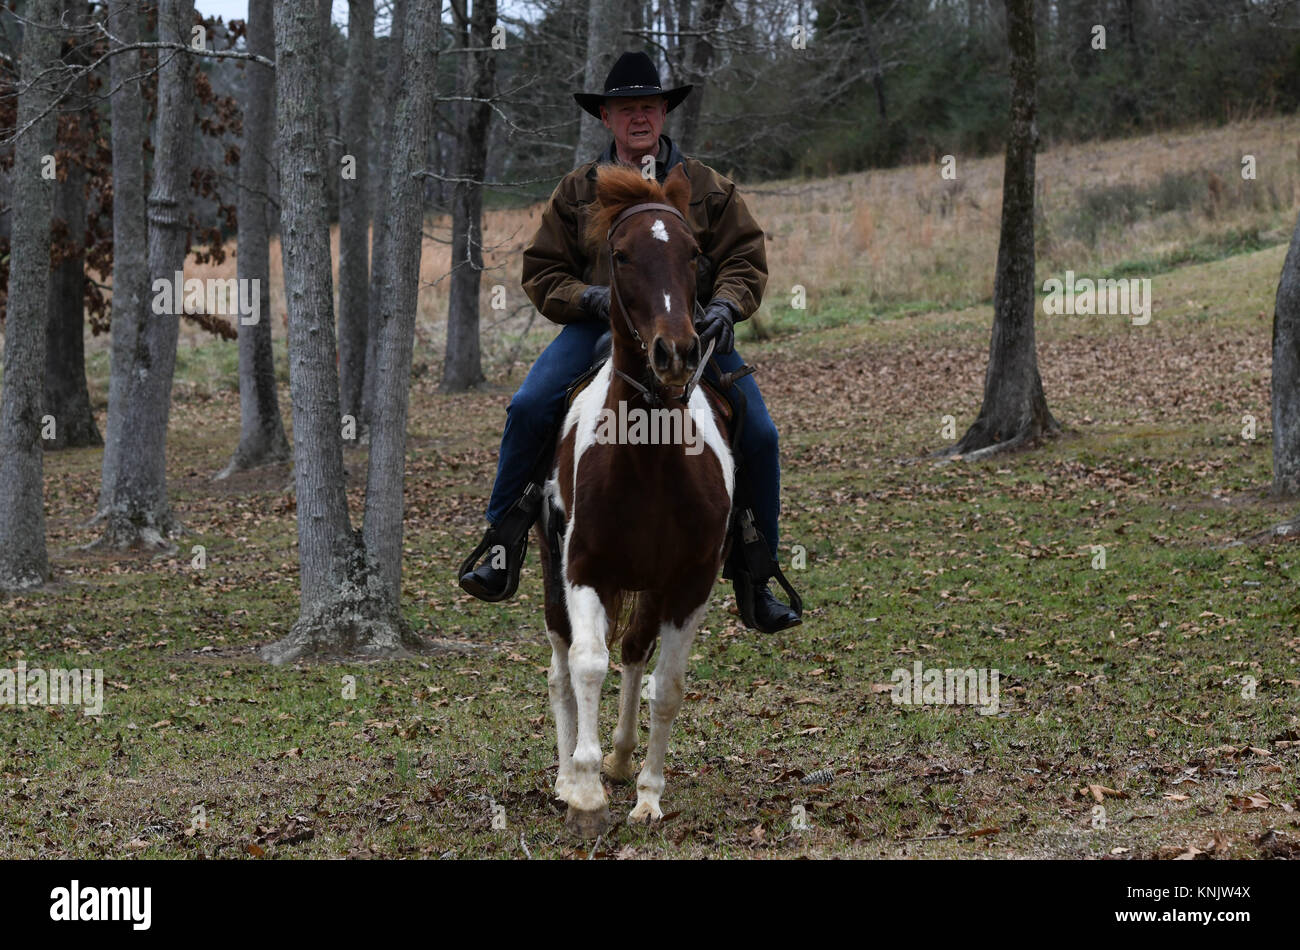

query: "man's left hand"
left=695, top=298, right=738, bottom=356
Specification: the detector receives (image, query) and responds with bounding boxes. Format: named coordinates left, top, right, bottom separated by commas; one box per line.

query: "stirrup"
left=724, top=507, right=803, bottom=628
left=457, top=483, right=544, bottom=602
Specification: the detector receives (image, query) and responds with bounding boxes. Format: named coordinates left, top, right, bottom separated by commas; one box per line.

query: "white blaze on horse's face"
left=662, top=292, right=672, bottom=314
left=650, top=219, right=669, bottom=243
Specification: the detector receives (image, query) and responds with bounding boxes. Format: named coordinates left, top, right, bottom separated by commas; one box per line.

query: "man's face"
left=600, top=96, right=668, bottom=155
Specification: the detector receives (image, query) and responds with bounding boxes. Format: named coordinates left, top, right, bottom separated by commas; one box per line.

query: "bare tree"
left=0, top=0, right=62, bottom=590
left=575, top=0, right=628, bottom=165
left=1272, top=208, right=1300, bottom=497
left=945, top=0, right=1057, bottom=458
left=97, top=0, right=147, bottom=528
left=361, top=0, right=407, bottom=431
left=44, top=0, right=102, bottom=450
left=667, top=0, right=726, bottom=153
left=218, top=0, right=289, bottom=477
left=441, top=0, right=498, bottom=392
left=261, top=0, right=440, bottom=664
left=337, top=0, right=373, bottom=420
left=95, top=0, right=196, bottom=548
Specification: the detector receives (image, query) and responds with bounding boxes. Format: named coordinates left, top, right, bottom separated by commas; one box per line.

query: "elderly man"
left=458, top=51, right=801, bottom=633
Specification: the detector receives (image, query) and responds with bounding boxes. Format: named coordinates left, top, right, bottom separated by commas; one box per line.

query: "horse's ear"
left=662, top=163, right=691, bottom=219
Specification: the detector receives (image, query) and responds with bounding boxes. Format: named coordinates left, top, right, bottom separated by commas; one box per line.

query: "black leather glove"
left=579, top=285, right=610, bottom=322
left=694, top=298, right=738, bottom=355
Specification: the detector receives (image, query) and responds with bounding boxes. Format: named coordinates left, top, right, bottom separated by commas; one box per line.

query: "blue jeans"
left=485, top=321, right=782, bottom=558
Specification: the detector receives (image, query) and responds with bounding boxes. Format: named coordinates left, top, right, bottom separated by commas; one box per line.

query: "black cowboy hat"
left=573, top=51, right=692, bottom=119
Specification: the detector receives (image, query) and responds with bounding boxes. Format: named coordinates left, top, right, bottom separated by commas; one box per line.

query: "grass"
left=3, top=116, right=1300, bottom=860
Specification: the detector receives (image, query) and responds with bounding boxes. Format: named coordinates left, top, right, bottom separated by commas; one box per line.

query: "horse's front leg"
left=564, top=583, right=612, bottom=837
left=547, top=631, right=578, bottom=801
left=631, top=602, right=708, bottom=823
left=605, top=594, right=660, bottom=783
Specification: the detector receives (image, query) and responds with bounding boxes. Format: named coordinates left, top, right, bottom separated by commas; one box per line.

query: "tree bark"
left=948, top=0, right=1057, bottom=458
left=44, top=0, right=102, bottom=450
left=441, top=0, right=497, bottom=392
left=672, top=0, right=726, bottom=154
left=96, top=0, right=195, bottom=549
left=0, top=0, right=61, bottom=590
left=575, top=0, right=628, bottom=165
left=97, top=0, right=147, bottom=521
left=361, top=0, right=407, bottom=431
left=218, top=0, right=290, bottom=478
left=337, top=0, right=374, bottom=421
left=857, top=0, right=888, bottom=125
left=362, top=0, right=441, bottom=606
left=260, top=0, right=437, bottom=664
left=1272, top=208, right=1300, bottom=496
left=318, top=0, right=340, bottom=225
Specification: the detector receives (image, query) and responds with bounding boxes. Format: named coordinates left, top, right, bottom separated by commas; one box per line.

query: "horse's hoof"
left=602, top=752, right=636, bottom=784
left=628, top=798, right=663, bottom=823
left=565, top=804, right=612, bottom=839
left=554, top=775, right=576, bottom=801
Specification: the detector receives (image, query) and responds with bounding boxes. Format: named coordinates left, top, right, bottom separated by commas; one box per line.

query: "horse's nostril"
left=652, top=338, right=673, bottom=369
left=686, top=336, right=701, bottom=365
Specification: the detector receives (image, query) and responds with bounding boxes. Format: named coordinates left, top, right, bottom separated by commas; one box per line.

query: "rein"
left=605, top=201, right=709, bottom=406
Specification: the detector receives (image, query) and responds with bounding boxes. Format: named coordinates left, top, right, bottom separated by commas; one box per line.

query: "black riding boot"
left=458, top=482, right=544, bottom=602
left=724, top=507, right=803, bottom=633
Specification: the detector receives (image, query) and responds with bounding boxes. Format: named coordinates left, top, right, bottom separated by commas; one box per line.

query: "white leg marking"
left=564, top=584, right=609, bottom=813
left=547, top=631, right=578, bottom=801
left=630, top=603, right=708, bottom=822
left=604, top=658, right=645, bottom=782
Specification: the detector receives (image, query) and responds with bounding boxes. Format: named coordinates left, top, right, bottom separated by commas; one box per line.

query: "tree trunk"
left=673, top=0, right=726, bottom=154
left=857, top=0, right=888, bottom=125
left=96, top=0, right=195, bottom=549
left=218, top=0, right=290, bottom=478
left=1271, top=208, right=1300, bottom=496
left=948, top=0, right=1057, bottom=459
left=362, top=0, right=441, bottom=607
left=0, top=0, right=61, bottom=590
left=441, top=0, right=497, bottom=392
left=318, top=0, right=340, bottom=225
left=97, top=0, right=147, bottom=521
left=361, top=0, right=407, bottom=431
left=260, top=0, right=438, bottom=664
left=575, top=0, right=628, bottom=165
left=337, top=0, right=374, bottom=421
left=44, top=0, right=102, bottom=450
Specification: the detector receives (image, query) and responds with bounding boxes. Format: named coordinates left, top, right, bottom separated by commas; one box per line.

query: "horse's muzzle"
left=650, top=333, right=701, bottom=387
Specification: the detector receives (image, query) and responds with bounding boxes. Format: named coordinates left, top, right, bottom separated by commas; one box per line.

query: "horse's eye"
left=612, top=250, right=628, bottom=264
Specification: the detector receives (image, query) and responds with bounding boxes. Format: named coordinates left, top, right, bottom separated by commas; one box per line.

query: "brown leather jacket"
left=521, top=136, right=768, bottom=325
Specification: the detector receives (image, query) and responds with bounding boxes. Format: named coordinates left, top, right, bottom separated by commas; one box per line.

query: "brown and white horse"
left=536, top=164, right=733, bottom=837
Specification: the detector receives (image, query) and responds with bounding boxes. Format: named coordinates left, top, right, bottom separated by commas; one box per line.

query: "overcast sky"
left=196, top=1, right=348, bottom=26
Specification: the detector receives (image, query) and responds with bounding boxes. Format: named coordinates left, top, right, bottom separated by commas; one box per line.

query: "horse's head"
left=588, top=163, right=701, bottom=388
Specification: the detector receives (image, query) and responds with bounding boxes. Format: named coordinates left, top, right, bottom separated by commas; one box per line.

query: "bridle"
left=605, top=201, right=714, bottom=406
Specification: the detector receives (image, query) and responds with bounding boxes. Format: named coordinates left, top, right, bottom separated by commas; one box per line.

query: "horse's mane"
left=584, top=165, right=671, bottom=253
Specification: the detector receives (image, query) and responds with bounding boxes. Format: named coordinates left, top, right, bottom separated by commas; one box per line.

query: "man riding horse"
left=458, top=51, right=801, bottom=633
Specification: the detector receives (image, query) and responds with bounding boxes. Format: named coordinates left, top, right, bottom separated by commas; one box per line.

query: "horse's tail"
left=605, top=590, right=639, bottom=650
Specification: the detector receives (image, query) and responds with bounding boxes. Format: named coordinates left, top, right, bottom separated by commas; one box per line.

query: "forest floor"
left=3, top=116, right=1300, bottom=858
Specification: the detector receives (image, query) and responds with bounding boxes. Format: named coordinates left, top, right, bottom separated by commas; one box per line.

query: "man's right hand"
left=579, top=284, right=611, bottom=322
